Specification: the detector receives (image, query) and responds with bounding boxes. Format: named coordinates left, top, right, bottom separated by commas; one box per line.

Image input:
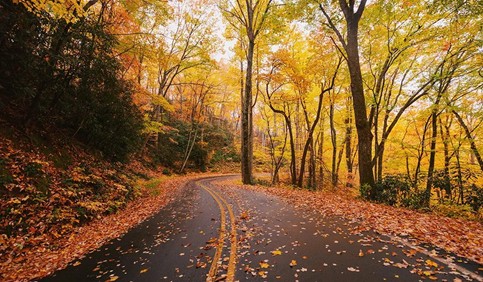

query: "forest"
left=0, top=0, right=483, bottom=280
left=0, top=0, right=482, bottom=279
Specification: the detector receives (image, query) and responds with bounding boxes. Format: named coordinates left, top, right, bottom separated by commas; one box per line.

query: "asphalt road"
left=40, top=175, right=482, bottom=282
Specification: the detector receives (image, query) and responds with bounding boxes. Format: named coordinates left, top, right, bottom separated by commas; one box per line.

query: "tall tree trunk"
left=318, top=121, right=325, bottom=187
left=455, top=149, right=464, bottom=204
left=414, top=116, right=432, bottom=187
left=425, top=112, right=437, bottom=205
left=330, top=102, right=337, bottom=186
left=286, top=119, right=297, bottom=185
left=346, top=21, right=374, bottom=188
left=320, top=0, right=373, bottom=188
left=440, top=116, right=452, bottom=200
left=345, top=96, right=354, bottom=187
left=425, top=96, right=442, bottom=206
left=241, top=39, right=255, bottom=184
left=309, top=141, right=316, bottom=189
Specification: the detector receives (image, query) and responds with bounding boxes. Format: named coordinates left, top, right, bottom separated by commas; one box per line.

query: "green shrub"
left=24, top=162, right=43, bottom=177
left=400, top=190, right=429, bottom=209
left=466, top=184, right=483, bottom=212
left=0, top=159, right=13, bottom=188
left=433, top=202, right=476, bottom=220
left=0, top=3, right=144, bottom=162
left=360, top=183, right=372, bottom=200
left=361, top=174, right=411, bottom=206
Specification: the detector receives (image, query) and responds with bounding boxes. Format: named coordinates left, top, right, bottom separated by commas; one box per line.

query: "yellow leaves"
left=289, top=260, right=297, bottom=267
left=140, top=268, right=149, bottom=273
left=107, top=276, right=119, bottom=281
left=425, top=259, right=438, bottom=268
left=271, top=249, right=282, bottom=256
left=358, top=249, right=364, bottom=257
left=14, top=0, right=90, bottom=23
left=150, top=94, right=174, bottom=112
left=259, top=262, right=269, bottom=269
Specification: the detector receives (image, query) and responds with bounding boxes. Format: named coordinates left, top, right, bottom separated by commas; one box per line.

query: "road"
left=41, top=175, right=482, bottom=281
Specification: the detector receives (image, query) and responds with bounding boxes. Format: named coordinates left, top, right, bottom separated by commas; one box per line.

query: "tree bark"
left=345, top=96, right=354, bottom=187
left=345, top=17, right=375, bottom=188
left=320, top=0, right=374, bottom=188
left=241, top=39, right=255, bottom=184
left=452, top=110, right=483, bottom=172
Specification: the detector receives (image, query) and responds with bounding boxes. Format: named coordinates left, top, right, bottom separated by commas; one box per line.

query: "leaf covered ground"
left=0, top=170, right=201, bottom=282
left=0, top=122, right=209, bottom=281
left=232, top=181, right=483, bottom=266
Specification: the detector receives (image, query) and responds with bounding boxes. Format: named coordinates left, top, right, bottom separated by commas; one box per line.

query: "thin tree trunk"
left=452, top=110, right=483, bottom=172
left=345, top=96, right=354, bottom=187
left=180, top=126, right=199, bottom=173
left=330, top=102, right=337, bottom=186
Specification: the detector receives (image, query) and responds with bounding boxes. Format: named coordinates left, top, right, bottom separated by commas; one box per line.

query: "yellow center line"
left=201, top=184, right=226, bottom=282
left=199, top=181, right=237, bottom=282
left=209, top=187, right=237, bottom=281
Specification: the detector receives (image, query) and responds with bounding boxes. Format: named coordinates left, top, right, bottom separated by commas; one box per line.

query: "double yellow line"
left=199, top=182, right=237, bottom=282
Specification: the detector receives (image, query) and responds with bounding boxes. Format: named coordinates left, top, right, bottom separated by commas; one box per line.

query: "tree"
left=318, top=0, right=375, bottom=188
left=262, top=57, right=298, bottom=185
left=221, top=0, right=273, bottom=184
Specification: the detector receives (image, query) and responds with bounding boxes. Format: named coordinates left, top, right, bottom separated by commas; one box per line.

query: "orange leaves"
left=240, top=210, right=249, bottom=220
left=289, top=260, right=297, bottom=267
left=238, top=182, right=483, bottom=265
left=0, top=160, right=200, bottom=282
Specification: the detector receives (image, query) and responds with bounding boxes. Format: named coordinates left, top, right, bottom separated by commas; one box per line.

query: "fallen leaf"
left=289, top=260, right=297, bottom=267
left=240, top=211, right=249, bottom=220
left=359, top=249, right=364, bottom=257
left=107, top=276, right=119, bottom=281
left=206, top=237, right=217, bottom=244
left=140, top=268, right=148, bottom=273
left=425, top=259, right=438, bottom=268
left=393, top=262, right=408, bottom=269
left=271, top=250, right=282, bottom=256
left=260, top=262, right=269, bottom=269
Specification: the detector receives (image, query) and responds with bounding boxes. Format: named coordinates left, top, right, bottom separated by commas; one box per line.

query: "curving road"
left=41, top=175, right=482, bottom=282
